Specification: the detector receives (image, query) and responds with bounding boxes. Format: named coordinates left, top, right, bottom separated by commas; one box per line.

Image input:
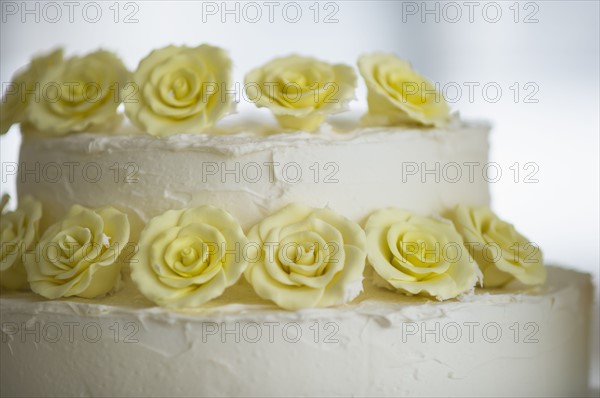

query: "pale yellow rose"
left=245, top=204, right=366, bottom=310
left=446, top=205, right=545, bottom=288
left=23, top=205, right=130, bottom=299
left=365, top=208, right=480, bottom=300
left=125, top=45, right=233, bottom=137
left=358, top=53, right=450, bottom=127
left=0, top=195, right=42, bottom=290
left=131, top=206, right=247, bottom=309
left=245, top=55, right=356, bottom=131
left=25, top=50, right=129, bottom=135
left=1, top=48, right=63, bottom=135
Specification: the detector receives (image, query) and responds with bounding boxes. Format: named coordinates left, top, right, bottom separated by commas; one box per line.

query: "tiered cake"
left=0, top=46, right=593, bottom=397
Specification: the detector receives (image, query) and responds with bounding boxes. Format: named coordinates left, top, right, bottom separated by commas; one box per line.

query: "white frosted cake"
left=17, top=119, right=490, bottom=236
left=1, top=267, right=592, bottom=397
left=0, top=46, right=593, bottom=397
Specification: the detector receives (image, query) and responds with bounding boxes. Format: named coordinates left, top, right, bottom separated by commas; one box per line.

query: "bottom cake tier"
left=0, top=266, right=593, bottom=397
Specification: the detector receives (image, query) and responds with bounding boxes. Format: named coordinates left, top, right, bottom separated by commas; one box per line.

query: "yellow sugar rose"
left=245, top=204, right=366, bottom=310
left=446, top=205, right=545, bottom=288
left=365, top=208, right=480, bottom=300
left=23, top=205, right=130, bottom=299
left=130, top=206, right=248, bottom=309
left=26, top=50, right=129, bottom=135
left=358, top=53, right=450, bottom=127
left=0, top=195, right=42, bottom=290
left=245, top=55, right=356, bottom=131
left=1, top=48, right=63, bottom=135
left=125, top=44, right=233, bottom=137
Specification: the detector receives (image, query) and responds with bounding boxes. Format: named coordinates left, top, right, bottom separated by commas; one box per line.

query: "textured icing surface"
left=9, top=120, right=592, bottom=397
left=18, top=121, right=491, bottom=238
left=0, top=266, right=593, bottom=397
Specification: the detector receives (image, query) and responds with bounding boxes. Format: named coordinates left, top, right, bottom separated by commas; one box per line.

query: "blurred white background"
left=1, top=0, right=599, bottom=387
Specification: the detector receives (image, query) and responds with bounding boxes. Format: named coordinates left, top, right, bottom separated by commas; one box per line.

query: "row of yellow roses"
left=0, top=46, right=451, bottom=137
left=1, top=196, right=545, bottom=310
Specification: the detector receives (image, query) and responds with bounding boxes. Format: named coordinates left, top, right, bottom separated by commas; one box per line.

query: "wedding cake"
left=0, top=46, right=593, bottom=397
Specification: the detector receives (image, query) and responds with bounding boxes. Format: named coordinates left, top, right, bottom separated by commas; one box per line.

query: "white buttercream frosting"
left=0, top=266, right=593, bottom=397
left=17, top=119, right=491, bottom=239
left=8, top=116, right=589, bottom=397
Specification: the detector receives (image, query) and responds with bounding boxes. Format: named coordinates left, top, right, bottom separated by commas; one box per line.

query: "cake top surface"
left=3, top=47, right=457, bottom=138
left=1, top=267, right=590, bottom=321
left=20, top=112, right=491, bottom=156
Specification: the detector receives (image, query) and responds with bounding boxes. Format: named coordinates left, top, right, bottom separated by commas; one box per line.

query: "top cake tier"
left=5, top=46, right=552, bottom=314
left=18, top=119, right=491, bottom=238
left=7, top=47, right=492, bottom=236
